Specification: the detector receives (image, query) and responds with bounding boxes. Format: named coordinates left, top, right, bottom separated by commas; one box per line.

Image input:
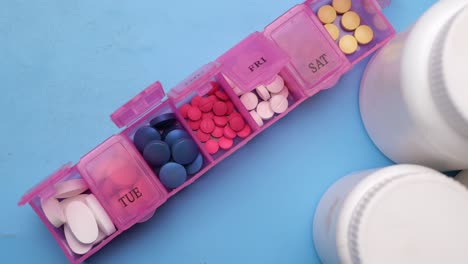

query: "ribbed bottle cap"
left=347, top=172, right=468, bottom=264
left=430, top=6, right=468, bottom=137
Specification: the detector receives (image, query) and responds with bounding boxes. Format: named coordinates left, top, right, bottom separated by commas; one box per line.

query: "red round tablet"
left=213, top=101, right=228, bottom=116
left=219, top=137, right=233, bottom=150
left=199, top=97, right=213, bottom=113
left=180, top=104, right=191, bottom=118
left=191, top=96, right=202, bottom=107
left=211, top=126, right=224, bottom=138
left=209, top=82, right=219, bottom=95
left=208, top=95, right=218, bottom=103
left=215, top=91, right=229, bottom=101
left=223, top=125, right=237, bottom=139
left=229, top=115, right=246, bottom=132
left=196, top=130, right=210, bottom=142
left=225, top=101, right=234, bottom=115
left=188, top=119, right=201, bottom=130
left=200, top=118, right=215, bottom=134
left=205, top=139, right=219, bottom=154
left=187, top=106, right=202, bottom=121
left=202, top=112, right=214, bottom=120
left=213, top=116, right=228, bottom=127
left=237, top=124, right=251, bottom=138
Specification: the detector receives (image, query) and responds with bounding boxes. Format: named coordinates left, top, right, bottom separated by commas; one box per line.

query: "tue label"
left=308, top=53, right=329, bottom=73
left=118, top=187, right=143, bottom=208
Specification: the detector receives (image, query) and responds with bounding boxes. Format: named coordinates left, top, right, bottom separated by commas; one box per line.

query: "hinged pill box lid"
left=168, top=62, right=221, bottom=102
left=18, top=163, right=74, bottom=206
left=217, top=32, right=290, bottom=92
left=111, top=81, right=166, bottom=128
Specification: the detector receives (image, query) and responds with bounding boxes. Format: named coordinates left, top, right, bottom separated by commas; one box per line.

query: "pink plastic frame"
left=18, top=1, right=395, bottom=263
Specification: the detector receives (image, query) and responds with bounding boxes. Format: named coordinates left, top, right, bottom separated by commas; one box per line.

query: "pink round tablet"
left=208, top=95, right=218, bottom=103
left=213, top=101, right=228, bottom=116
left=250, top=110, right=264, bottom=127
left=180, top=104, right=191, bottom=118
left=198, top=97, right=213, bottom=113
left=225, top=101, right=234, bottom=115
left=187, top=107, right=202, bottom=121
left=200, top=118, right=215, bottom=134
left=269, top=94, right=289, bottom=114
left=211, top=126, right=224, bottom=138
left=229, top=115, right=246, bottom=132
left=237, top=125, right=252, bottom=138
left=209, top=81, right=219, bottom=95
left=223, top=125, right=237, bottom=139
left=188, top=119, right=201, bottom=130
left=191, top=96, right=202, bottom=107
left=240, top=92, right=259, bottom=111
left=256, top=101, right=274, bottom=120
left=265, top=75, right=285, bottom=93
left=256, top=85, right=271, bottom=101
left=219, top=137, right=233, bottom=150
left=215, top=91, right=229, bottom=101
left=197, top=130, right=211, bottom=142
left=205, top=140, right=219, bottom=154
left=213, top=116, right=228, bottom=127
left=202, top=112, right=214, bottom=120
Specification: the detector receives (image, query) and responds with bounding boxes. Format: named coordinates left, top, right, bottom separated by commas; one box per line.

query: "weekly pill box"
left=18, top=1, right=394, bottom=263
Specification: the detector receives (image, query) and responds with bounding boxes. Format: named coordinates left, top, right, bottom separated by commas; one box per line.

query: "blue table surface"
left=1, top=0, right=438, bottom=263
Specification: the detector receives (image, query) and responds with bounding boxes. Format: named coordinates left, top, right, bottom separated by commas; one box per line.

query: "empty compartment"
left=168, top=63, right=255, bottom=160
left=307, top=0, right=395, bottom=64
left=112, top=82, right=210, bottom=194
left=217, top=32, right=307, bottom=129
left=18, top=164, right=120, bottom=264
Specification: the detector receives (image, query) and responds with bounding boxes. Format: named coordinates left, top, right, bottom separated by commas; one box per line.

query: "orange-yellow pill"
left=341, top=11, right=361, bottom=31
left=318, top=5, right=337, bottom=24
left=332, top=0, right=352, bottom=14
left=324, top=24, right=340, bottom=41
left=354, top=25, right=374, bottom=44
left=339, top=35, right=358, bottom=55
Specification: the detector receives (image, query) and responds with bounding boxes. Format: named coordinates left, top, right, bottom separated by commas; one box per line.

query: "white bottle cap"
left=431, top=6, right=468, bottom=136
left=344, top=172, right=468, bottom=264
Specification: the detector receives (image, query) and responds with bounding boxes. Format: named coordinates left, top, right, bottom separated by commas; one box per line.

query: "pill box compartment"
left=307, top=0, right=395, bottom=64
left=168, top=63, right=256, bottom=160
left=217, top=32, right=307, bottom=129
left=111, top=81, right=211, bottom=195
left=18, top=164, right=121, bottom=264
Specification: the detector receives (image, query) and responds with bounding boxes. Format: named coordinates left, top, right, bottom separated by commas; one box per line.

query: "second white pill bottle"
left=313, top=164, right=468, bottom=264
left=360, top=0, right=468, bottom=171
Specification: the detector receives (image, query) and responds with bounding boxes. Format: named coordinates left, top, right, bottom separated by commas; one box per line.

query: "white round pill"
left=271, top=86, right=289, bottom=99
left=64, top=201, right=99, bottom=244
left=240, top=92, right=259, bottom=111
left=250, top=110, right=264, bottom=127
left=256, top=101, right=274, bottom=120
left=85, top=194, right=116, bottom=236
left=256, top=85, right=271, bottom=101
left=54, top=179, right=88, bottom=199
left=233, top=86, right=243, bottom=96
left=64, top=224, right=93, bottom=255
left=41, top=197, right=65, bottom=228
left=269, top=94, right=289, bottom=114
left=265, top=75, right=285, bottom=93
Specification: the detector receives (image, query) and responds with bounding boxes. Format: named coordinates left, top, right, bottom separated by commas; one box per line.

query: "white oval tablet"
left=41, top=197, right=65, bottom=228
left=93, top=230, right=107, bottom=245
left=64, top=201, right=99, bottom=244
left=60, top=194, right=89, bottom=209
left=85, top=194, right=116, bottom=236
left=256, top=85, right=271, bottom=101
left=269, top=95, right=289, bottom=114
left=240, top=92, right=259, bottom=111
left=250, top=110, right=264, bottom=127
left=54, top=179, right=88, bottom=199
left=271, top=86, right=289, bottom=99
left=64, top=224, right=93, bottom=255
left=256, top=101, right=274, bottom=120
left=265, top=75, right=285, bottom=93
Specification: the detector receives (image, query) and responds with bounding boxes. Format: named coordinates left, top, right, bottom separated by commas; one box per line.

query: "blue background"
left=1, top=0, right=437, bottom=263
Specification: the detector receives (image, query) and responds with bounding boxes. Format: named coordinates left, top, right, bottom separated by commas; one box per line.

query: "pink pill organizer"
left=18, top=0, right=394, bottom=263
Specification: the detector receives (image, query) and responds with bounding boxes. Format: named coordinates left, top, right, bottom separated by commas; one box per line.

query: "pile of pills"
left=40, top=179, right=116, bottom=255
left=317, top=0, right=374, bottom=55
left=133, top=113, right=203, bottom=190
left=179, top=81, right=251, bottom=155
left=228, top=75, right=289, bottom=127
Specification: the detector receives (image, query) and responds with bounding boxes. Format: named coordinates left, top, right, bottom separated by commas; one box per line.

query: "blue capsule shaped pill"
left=171, top=138, right=199, bottom=165
left=159, top=162, right=187, bottom=189
left=143, top=140, right=171, bottom=167
left=163, top=128, right=190, bottom=147
left=150, top=113, right=177, bottom=130
left=133, top=126, right=161, bottom=152
left=185, top=153, right=203, bottom=175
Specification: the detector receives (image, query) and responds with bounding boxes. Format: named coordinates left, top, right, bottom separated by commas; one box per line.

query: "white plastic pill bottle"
left=313, top=164, right=468, bottom=264
left=360, top=0, right=468, bottom=171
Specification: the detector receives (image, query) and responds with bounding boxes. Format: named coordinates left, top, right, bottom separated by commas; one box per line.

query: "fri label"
left=248, top=57, right=267, bottom=72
